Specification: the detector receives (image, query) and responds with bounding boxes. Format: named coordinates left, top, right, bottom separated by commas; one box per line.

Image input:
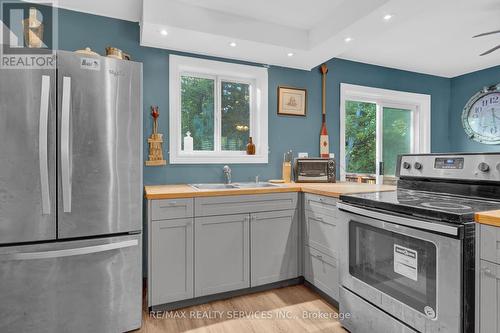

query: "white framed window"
left=169, top=55, right=268, bottom=164
left=340, top=83, right=431, bottom=184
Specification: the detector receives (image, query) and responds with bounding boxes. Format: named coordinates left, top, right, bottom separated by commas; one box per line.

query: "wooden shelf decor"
left=146, top=106, right=167, bottom=166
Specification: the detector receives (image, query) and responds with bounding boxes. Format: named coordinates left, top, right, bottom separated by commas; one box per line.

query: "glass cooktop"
left=340, top=189, right=500, bottom=223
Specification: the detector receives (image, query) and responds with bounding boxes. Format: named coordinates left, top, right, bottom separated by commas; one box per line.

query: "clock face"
left=463, top=90, right=500, bottom=144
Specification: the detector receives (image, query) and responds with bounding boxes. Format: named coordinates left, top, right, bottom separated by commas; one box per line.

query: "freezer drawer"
left=0, top=234, right=142, bottom=333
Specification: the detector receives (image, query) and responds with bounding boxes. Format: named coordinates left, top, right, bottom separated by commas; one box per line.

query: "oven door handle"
left=337, top=202, right=459, bottom=236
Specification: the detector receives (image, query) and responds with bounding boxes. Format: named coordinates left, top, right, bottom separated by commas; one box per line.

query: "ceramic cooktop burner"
left=420, top=202, right=472, bottom=210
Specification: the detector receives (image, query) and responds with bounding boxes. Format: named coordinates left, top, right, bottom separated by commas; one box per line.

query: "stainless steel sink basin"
left=190, top=182, right=280, bottom=190
left=233, top=182, right=280, bottom=188
left=190, top=183, right=238, bottom=190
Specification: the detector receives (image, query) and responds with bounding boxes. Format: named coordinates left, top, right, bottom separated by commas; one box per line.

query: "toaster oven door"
left=297, top=160, right=328, bottom=182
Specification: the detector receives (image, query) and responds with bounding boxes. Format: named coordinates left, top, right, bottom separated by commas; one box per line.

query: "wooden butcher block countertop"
left=475, top=210, right=500, bottom=227
left=144, top=182, right=396, bottom=200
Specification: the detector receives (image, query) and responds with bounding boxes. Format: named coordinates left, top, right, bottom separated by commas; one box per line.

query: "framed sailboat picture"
left=277, top=86, right=307, bottom=116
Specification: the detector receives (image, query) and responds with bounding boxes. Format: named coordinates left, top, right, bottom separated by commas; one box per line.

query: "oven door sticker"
left=394, top=244, right=418, bottom=281
left=80, top=57, right=101, bottom=71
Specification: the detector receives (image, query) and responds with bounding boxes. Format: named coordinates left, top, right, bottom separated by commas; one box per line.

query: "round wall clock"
left=462, top=84, right=500, bottom=144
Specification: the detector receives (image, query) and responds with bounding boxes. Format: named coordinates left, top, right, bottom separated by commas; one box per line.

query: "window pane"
left=221, top=81, right=250, bottom=151
left=181, top=76, right=214, bottom=151
left=383, top=107, right=412, bottom=176
left=345, top=101, right=376, bottom=174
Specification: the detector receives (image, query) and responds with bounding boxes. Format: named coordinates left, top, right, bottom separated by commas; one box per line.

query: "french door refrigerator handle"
left=1, top=239, right=138, bottom=260
left=61, top=76, right=72, bottom=213
left=39, top=75, right=51, bottom=215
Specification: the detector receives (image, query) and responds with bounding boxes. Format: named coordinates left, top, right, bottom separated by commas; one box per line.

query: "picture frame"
left=277, top=86, right=307, bottom=116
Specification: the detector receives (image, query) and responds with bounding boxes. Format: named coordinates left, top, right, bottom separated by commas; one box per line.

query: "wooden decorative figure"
left=146, top=106, right=167, bottom=166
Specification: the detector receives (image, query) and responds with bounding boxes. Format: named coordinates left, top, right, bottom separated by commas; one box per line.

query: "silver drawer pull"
left=483, top=268, right=500, bottom=279
left=160, top=202, right=178, bottom=208
left=314, top=254, right=323, bottom=260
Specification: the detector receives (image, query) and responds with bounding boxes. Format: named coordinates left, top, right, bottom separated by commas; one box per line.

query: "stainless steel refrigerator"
left=0, top=50, right=143, bottom=333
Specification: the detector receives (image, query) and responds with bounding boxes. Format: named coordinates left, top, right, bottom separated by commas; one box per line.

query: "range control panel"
left=434, top=157, right=464, bottom=170
left=397, top=153, right=500, bottom=182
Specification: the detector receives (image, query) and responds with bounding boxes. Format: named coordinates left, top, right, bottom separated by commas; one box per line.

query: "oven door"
left=337, top=202, right=463, bottom=333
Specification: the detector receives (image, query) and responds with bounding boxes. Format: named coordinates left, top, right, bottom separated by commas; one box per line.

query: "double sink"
left=190, top=182, right=281, bottom=190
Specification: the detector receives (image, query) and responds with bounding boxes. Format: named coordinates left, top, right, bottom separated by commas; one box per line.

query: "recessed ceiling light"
left=229, top=42, right=237, bottom=47
left=344, top=37, right=352, bottom=43
left=383, top=14, right=393, bottom=21
left=160, top=29, right=168, bottom=36
left=287, top=52, right=294, bottom=57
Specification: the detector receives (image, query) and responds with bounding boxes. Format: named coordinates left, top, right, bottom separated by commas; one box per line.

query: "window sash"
left=340, top=84, right=430, bottom=184
left=180, top=72, right=254, bottom=153
left=169, top=55, right=268, bottom=164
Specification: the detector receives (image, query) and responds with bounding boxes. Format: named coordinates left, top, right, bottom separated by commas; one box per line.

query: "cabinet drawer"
left=304, top=245, right=339, bottom=300
left=480, top=224, right=500, bottom=264
left=304, top=210, right=338, bottom=258
left=304, top=193, right=338, bottom=216
left=194, top=193, right=298, bottom=217
left=151, top=198, right=193, bottom=220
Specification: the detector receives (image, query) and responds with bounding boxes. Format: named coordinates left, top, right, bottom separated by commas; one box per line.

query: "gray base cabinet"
left=302, top=193, right=340, bottom=300
left=251, top=210, right=299, bottom=287
left=151, top=218, right=193, bottom=305
left=479, top=260, right=500, bottom=333
left=478, top=224, right=500, bottom=333
left=195, top=214, right=250, bottom=296
left=147, top=192, right=344, bottom=309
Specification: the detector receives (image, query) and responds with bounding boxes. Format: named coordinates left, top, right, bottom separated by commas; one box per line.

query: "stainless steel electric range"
left=337, top=153, right=500, bottom=333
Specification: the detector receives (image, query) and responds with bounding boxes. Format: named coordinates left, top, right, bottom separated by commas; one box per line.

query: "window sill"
left=169, top=153, right=268, bottom=164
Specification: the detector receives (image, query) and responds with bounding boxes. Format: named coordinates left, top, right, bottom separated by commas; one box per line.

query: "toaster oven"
left=294, top=158, right=336, bottom=183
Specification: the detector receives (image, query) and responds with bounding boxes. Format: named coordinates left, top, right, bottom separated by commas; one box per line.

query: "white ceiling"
left=175, top=0, right=344, bottom=30
left=50, top=0, right=500, bottom=77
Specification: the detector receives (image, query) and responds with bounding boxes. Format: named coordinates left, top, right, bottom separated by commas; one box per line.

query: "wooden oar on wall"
left=320, top=64, right=329, bottom=158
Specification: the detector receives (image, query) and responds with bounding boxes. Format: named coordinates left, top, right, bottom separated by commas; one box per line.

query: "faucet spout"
left=223, top=165, right=232, bottom=184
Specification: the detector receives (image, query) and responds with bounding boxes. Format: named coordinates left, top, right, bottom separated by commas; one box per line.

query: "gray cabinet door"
left=250, top=210, right=299, bottom=286
left=151, top=218, right=193, bottom=306
left=480, top=260, right=500, bottom=333
left=195, top=214, right=250, bottom=296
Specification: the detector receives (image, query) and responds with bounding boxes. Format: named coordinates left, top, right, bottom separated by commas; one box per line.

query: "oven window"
left=349, top=221, right=437, bottom=315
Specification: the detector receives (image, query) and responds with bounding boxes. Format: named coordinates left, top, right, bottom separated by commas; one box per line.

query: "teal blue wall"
left=449, top=65, right=500, bottom=152
left=57, top=8, right=456, bottom=185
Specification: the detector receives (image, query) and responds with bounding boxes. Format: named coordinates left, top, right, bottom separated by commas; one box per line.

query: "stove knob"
left=478, top=162, right=490, bottom=173
left=402, top=162, right=411, bottom=170
left=414, top=162, right=423, bottom=170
